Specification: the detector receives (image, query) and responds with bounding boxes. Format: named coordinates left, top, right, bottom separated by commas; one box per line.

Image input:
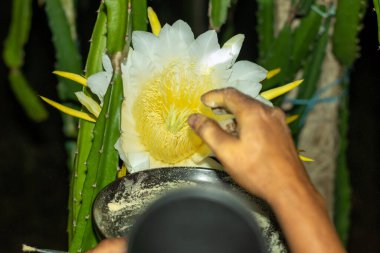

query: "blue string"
left=311, top=4, right=336, bottom=18
left=286, top=70, right=350, bottom=126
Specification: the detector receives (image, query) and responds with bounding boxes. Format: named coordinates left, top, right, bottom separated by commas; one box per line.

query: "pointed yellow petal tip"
left=40, top=96, right=96, bottom=123
left=261, top=79, right=303, bottom=100
left=285, top=114, right=299, bottom=124
left=53, top=70, right=87, bottom=87
left=299, top=155, right=314, bottom=162
left=147, top=7, right=161, bottom=36
left=266, top=68, right=281, bottom=79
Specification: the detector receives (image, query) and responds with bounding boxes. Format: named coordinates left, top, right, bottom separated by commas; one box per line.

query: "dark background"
left=0, top=1, right=379, bottom=252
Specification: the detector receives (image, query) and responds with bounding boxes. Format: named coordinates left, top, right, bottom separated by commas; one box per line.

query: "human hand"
left=188, top=87, right=315, bottom=203
left=86, top=238, right=127, bottom=253
left=188, top=88, right=346, bottom=253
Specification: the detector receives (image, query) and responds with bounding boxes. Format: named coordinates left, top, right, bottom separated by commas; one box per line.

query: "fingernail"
left=188, top=114, right=199, bottom=128
left=201, top=91, right=217, bottom=108
left=201, top=96, right=216, bottom=108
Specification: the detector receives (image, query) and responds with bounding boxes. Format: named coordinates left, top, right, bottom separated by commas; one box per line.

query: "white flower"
left=116, top=20, right=270, bottom=173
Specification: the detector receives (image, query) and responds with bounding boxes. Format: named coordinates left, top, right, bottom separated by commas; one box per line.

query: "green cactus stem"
left=68, top=3, right=108, bottom=245
left=8, top=69, right=48, bottom=122
left=69, top=0, right=130, bottom=251
left=374, top=0, right=380, bottom=45
left=260, top=25, right=293, bottom=91
left=332, top=0, right=367, bottom=66
left=256, top=0, right=275, bottom=59
left=132, top=0, right=147, bottom=31
left=334, top=74, right=351, bottom=246
left=209, top=0, right=231, bottom=31
left=290, top=15, right=330, bottom=135
left=290, top=5, right=324, bottom=75
left=3, top=0, right=48, bottom=122
left=45, top=0, right=83, bottom=102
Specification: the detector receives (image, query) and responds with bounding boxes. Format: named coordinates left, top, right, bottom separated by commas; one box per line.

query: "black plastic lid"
left=127, top=186, right=267, bottom=253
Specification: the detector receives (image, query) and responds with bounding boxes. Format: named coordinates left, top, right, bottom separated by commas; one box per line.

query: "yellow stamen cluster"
left=133, top=62, right=217, bottom=163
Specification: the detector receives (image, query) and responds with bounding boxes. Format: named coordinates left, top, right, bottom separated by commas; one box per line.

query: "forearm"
left=268, top=179, right=346, bottom=253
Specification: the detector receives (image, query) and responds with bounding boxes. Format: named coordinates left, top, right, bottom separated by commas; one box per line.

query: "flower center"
left=133, top=62, right=216, bottom=164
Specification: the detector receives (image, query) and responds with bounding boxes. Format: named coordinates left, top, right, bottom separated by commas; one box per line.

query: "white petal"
left=120, top=131, right=145, bottom=152
left=126, top=152, right=150, bottom=173
left=156, top=22, right=191, bottom=64
left=222, top=34, right=245, bottom=66
left=255, top=95, right=273, bottom=107
left=87, top=72, right=110, bottom=105
left=75, top=91, right=101, bottom=117
left=171, top=20, right=194, bottom=46
left=230, top=61, right=267, bottom=83
left=210, top=68, right=232, bottom=87
left=190, top=30, right=220, bottom=61
left=205, top=48, right=233, bottom=69
left=115, top=138, right=127, bottom=162
left=159, top=23, right=172, bottom=36
left=126, top=50, right=157, bottom=87
left=202, top=35, right=245, bottom=70
left=132, top=31, right=158, bottom=59
left=102, top=54, right=113, bottom=73
left=229, top=80, right=262, bottom=98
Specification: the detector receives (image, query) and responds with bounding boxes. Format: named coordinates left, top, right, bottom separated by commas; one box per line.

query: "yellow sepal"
left=266, top=68, right=281, bottom=79
left=147, top=7, right=161, bottom=36
left=40, top=96, right=96, bottom=122
left=53, top=71, right=87, bottom=87
left=299, top=155, right=314, bottom=162
left=117, top=164, right=127, bottom=178
left=261, top=79, right=303, bottom=100
left=285, top=114, right=299, bottom=124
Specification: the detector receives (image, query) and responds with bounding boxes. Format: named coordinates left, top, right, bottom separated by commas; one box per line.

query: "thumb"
left=188, top=114, right=237, bottom=157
